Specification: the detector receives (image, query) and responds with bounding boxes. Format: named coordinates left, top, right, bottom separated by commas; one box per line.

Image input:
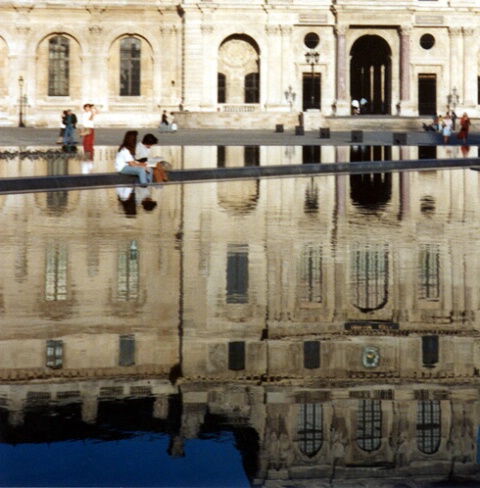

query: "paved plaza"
left=0, top=126, right=478, bottom=148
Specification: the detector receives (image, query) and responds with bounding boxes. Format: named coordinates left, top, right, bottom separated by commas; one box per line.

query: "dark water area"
left=1, top=145, right=480, bottom=487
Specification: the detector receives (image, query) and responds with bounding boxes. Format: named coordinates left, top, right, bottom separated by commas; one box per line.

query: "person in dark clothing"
left=63, top=109, right=78, bottom=145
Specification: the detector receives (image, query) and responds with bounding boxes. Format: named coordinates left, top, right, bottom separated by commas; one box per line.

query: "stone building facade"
left=1, top=0, right=479, bottom=128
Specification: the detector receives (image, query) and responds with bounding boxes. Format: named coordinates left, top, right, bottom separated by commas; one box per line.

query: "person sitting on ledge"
left=115, top=131, right=153, bottom=187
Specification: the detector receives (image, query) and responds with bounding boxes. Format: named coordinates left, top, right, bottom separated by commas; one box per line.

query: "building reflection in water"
left=0, top=144, right=480, bottom=486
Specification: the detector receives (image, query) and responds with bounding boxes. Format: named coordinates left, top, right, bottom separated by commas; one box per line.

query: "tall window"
left=419, top=244, right=440, bottom=301
left=422, top=335, right=439, bottom=368
left=45, top=244, right=68, bottom=301
left=351, top=244, right=389, bottom=312
left=417, top=401, right=441, bottom=454
left=226, top=244, right=249, bottom=304
left=49, top=36, right=69, bottom=96
left=218, top=73, right=226, bottom=103
left=357, top=399, right=382, bottom=452
left=46, top=340, right=64, bottom=369
left=119, top=335, right=135, bottom=366
left=245, top=73, right=259, bottom=103
left=297, top=404, right=323, bottom=457
left=117, top=240, right=139, bottom=301
left=120, top=37, right=141, bottom=96
left=299, top=244, right=323, bottom=303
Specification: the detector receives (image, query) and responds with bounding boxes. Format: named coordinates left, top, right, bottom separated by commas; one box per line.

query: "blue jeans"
left=120, top=165, right=153, bottom=185
left=63, top=125, right=75, bottom=145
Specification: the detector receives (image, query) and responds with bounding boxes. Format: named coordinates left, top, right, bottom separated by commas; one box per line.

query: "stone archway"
left=350, top=35, right=392, bottom=114
left=218, top=34, right=260, bottom=104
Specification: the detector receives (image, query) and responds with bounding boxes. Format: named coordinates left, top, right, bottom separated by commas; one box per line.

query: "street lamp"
left=284, top=85, right=296, bottom=112
left=305, top=50, right=319, bottom=109
left=447, top=87, right=459, bottom=113
left=18, top=76, right=25, bottom=128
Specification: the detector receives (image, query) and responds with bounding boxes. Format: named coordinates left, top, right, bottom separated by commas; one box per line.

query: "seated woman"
left=115, top=131, right=152, bottom=186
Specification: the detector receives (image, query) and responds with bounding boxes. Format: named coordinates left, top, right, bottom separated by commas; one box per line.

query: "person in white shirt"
left=115, top=131, right=152, bottom=186
left=135, top=133, right=158, bottom=163
left=135, top=133, right=169, bottom=182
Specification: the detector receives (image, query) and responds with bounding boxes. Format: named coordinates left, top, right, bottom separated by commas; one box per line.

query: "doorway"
left=418, top=74, right=437, bottom=115
left=350, top=35, right=392, bottom=114
left=302, top=73, right=321, bottom=111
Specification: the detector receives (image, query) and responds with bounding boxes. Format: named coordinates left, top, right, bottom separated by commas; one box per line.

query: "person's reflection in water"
left=461, top=145, right=470, bottom=157
left=116, top=186, right=157, bottom=217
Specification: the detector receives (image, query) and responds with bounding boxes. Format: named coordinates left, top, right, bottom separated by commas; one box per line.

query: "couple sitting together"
left=115, top=131, right=169, bottom=185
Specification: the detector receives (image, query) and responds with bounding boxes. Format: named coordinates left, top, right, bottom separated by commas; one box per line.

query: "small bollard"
left=319, top=127, right=330, bottom=139
left=295, top=125, right=305, bottom=136
left=393, top=132, right=408, bottom=145
left=351, top=130, right=363, bottom=142
left=275, top=124, right=284, bottom=133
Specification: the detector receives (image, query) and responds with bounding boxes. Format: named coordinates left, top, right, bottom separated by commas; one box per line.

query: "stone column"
left=182, top=8, right=203, bottom=110
left=201, top=24, right=216, bottom=109
left=264, top=25, right=283, bottom=109
left=463, top=28, right=476, bottom=109
left=399, top=27, right=411, bottom=103
left=158, top=26, right=180, bottom=109
left=335, top=25, right=348, bottom=115
left=281, top=25, right=294, bottom=111
left=399, top=147, right=411, bottom=220
left=449, top=27, right=463, bottom=111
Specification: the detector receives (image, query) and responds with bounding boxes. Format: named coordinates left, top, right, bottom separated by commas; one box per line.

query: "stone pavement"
left=0, top=126, right=478, bottom=147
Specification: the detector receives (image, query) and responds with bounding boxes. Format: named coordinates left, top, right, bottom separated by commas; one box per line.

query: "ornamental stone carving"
left=219, top=39, right=257, bottom=68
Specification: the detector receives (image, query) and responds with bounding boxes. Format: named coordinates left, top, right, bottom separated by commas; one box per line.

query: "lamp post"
left=18, top=76, right=25, bottom=128
left=305, top=50, right=319, bottom=109
left=284, top=85, right=296, bottom=112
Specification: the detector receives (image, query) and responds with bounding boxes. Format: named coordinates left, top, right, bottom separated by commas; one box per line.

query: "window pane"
left=228, top=341, right=245, bottom=371
left=417, top=400, right=441, bottom=454
left=119, top=335, right=136, bottom=366
left=120, top=37, right=141, bottom=96
left=227, top=244, right=249, bottom=303
left=297, top=404, right=323, bottom=456
left=357, top=399, right=382, bottom=452
left=48, top=36, right=69, bottom=96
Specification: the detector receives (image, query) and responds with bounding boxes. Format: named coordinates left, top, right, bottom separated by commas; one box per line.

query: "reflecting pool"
left=1, top=145, right=480, bottom=487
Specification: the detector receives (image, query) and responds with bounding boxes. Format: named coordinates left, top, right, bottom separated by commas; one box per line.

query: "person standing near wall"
left=82, top=104, right=97, bottom=160
left=63, top=109, right=77, bottom=146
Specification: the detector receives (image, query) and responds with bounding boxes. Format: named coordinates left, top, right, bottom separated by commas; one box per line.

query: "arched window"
left=351, top=244, right=389, bottom=312
left=357, top=399, right=382, bottom=452
left=297, top=404, right=323, bottom=457
left=417, top=401, right=441, bottom=454
left=218, top=35, right=260, bottom=105
left=120, top=37, right=141, bottom=96
left=245, top=73, right=259, bottom=103
left=49, top=36, right=69, bottom=96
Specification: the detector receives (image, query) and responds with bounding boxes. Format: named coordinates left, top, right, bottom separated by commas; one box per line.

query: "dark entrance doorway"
left=418, top=74, right=437, bottom=115
left=350, top=35, right=392, bottom=115
left=302, top=73, right=321, bottom=111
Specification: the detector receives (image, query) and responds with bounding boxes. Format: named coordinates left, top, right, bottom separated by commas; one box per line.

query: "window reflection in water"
left=1, top=145, right=480, bottom=486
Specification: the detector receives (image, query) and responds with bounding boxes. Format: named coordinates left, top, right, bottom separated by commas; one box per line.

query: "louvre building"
left=2, top=0, right=478, bottom=129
